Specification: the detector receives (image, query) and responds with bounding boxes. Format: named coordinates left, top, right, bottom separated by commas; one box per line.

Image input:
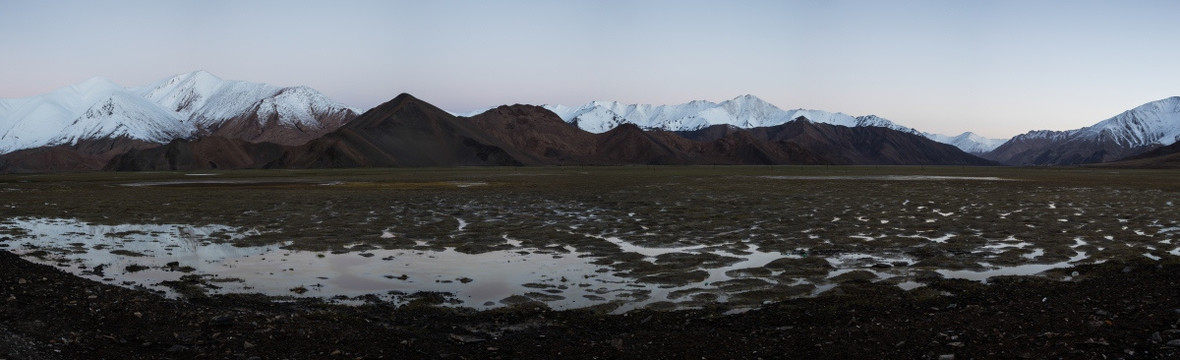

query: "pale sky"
left=1, top=0, right=1178, bottom=138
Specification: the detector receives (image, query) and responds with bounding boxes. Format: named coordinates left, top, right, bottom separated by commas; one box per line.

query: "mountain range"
left=1, top=72, right=1178, bottom=171
left=103, top=93, right=995, bottom=170
left=537, top=96, right=1006, bottom=155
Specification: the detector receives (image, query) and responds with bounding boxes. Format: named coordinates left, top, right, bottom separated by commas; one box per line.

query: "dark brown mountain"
left=105, top=137, right=286, bottom=171
left=674, top=119, right=997, bottom=166
left=281, top=93, right=524, bottom=168
left=759, top=119, right=997, bottom=165
left=983, top=130, right=1157, bottom=166
left=91, top=94, right=998, bottom=171
left=461, top=104, right=597, bottom=165
left=1091, top=141, right=1180, bottom=168
left=0, top=137, right=158, bottom=173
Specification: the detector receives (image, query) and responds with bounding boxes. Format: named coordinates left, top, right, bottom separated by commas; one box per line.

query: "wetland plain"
left=4, top=166, right=1180, bottom=313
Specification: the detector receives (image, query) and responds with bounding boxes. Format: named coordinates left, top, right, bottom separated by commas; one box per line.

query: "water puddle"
left=1, top=217, right=652, bottom=310
left=590, top=234, right=710, bottom=260
left=0, top=216, right=1166, bottom=312
left=761, top=175, right=1014, bottom=181
left=936, top=251, right=1089, bottom=283
left=120, top=179, right=326, bottom=187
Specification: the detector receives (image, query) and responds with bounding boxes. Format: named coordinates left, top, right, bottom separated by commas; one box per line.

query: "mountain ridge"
left=101, top=94, right=997, bottom=171
left=983, top=96, right=1180, bottom=165
left=534, top=95, right=1006, bottom=154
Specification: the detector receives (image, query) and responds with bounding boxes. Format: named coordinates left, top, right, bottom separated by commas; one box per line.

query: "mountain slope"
left=985, top=97, right=1180, bottom=165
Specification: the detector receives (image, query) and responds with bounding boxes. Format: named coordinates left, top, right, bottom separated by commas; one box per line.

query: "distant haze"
left=2, top=0, right=1178, bottom=138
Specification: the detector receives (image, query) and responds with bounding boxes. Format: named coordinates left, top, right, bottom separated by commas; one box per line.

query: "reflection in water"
left=0, top=216, right=1144, bottom=312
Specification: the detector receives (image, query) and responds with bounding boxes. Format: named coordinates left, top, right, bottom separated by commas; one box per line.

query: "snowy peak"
left=922, top=131, right=1007, bottom=154
left=0, top=72, right=361, bottom=154
left=717, top=95, right=788, bottom=128
left=252, top=86, right=357, bottom=129
left=135, top=71, right=360, bottom=130
left=52, top=92, right=190, bottom=145
left=542, top=95, right=920, bottom=137
left=1082, top=96, right=1180, bottom=147
left=856, top=115, right=908, bottom=131
left=136, top=70, right=228, bottom=116
left=0, top=77, right=142, bottom=153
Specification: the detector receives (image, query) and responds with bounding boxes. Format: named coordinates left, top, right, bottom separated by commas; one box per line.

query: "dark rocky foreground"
left=2, top=250, right=1180, bottom=359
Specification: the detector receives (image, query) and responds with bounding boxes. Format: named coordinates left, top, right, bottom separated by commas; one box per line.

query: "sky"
left=1, top=0, right=1178, bottom=138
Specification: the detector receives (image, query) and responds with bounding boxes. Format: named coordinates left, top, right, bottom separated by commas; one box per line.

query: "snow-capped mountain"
left=0, top=71, right=360, bottom=154
left=0, top=77, right=190, bottom=153
left=460, top=95, right=1003, bottom=154
left=922, top=132, right=1007, bottom=154
left=542, top=95, right=923, bottom=136
left=985, top=96, right=1180, bottom=165
left=134, top=71, right=356, bottom=133
left=1076, top=96, right=1180, bottom=147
